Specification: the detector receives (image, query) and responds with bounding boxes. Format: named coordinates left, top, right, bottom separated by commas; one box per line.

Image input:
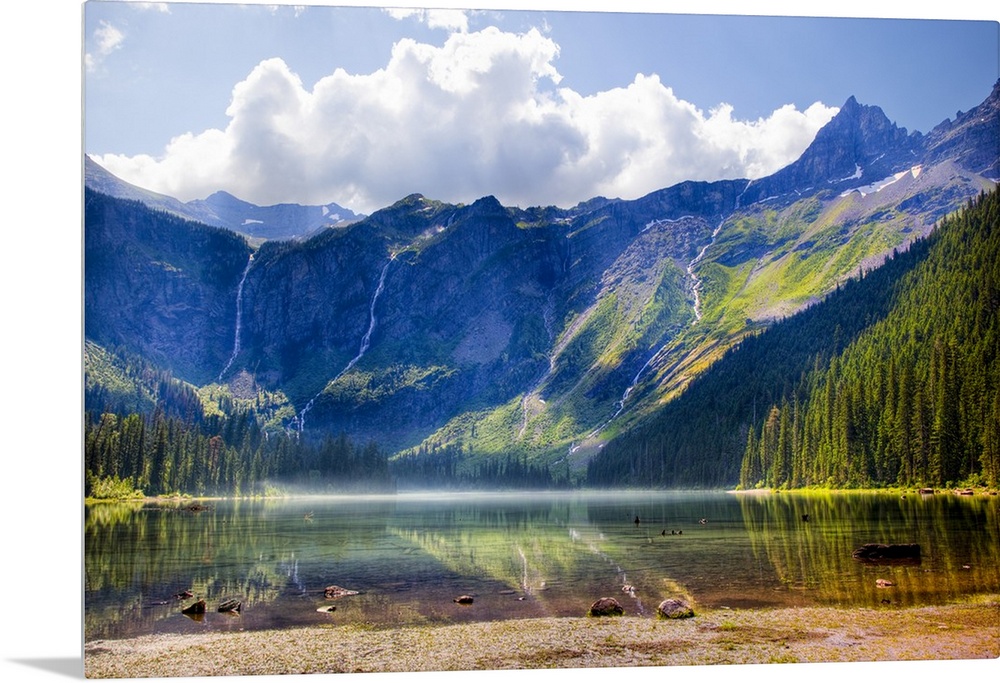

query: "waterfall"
left=687, top=219, right=725, bottom=323
left=580, top=218, right=728, bottom=442
left=584, top=348, right=661, bottom=442
left=218, top=253, right=254, bottom=382
left=296, top=256, right=394, bottom=433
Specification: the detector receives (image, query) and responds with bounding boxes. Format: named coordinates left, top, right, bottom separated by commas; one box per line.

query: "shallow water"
left=84, top=489, right=1000, bottom=641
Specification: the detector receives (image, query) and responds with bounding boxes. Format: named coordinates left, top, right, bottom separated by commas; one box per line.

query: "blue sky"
left=83, top=2, right=999, bottom=214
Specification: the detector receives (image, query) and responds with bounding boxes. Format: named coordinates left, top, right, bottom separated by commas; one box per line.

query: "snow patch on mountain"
left=840, top=165, right=923, bottom=198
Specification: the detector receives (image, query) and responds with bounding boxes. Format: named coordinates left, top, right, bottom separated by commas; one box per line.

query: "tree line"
left=84, top=406, right=396, bottom=498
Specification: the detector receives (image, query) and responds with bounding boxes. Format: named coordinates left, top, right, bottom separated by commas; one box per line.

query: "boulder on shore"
left=657, top=598, right=695, bottom=619
left=587, top=597, right=625, bottom=617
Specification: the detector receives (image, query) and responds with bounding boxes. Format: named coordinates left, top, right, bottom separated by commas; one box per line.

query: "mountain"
left=84, top=155, right=363, bottom=241
left=84, top=80, right=1000, bottom=486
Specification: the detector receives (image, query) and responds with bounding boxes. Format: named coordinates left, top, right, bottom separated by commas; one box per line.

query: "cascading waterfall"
left=578, top=218, right=728, bottom=445
left=218, top=253, right=254, bottom=382
left=296, top=256, right=394, bottom=433
left=584, top=350, right=662, bottom=441
left=687, top=219, right=725, bottom=323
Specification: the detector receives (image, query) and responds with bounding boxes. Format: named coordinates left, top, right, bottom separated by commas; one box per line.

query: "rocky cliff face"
left=924, top=79, right=1000, bottom=177
left=84, top=190, right=253, bottom=384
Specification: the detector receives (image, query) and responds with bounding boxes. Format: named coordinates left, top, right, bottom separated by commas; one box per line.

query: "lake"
left=84, top=490, right=1000, bottom=642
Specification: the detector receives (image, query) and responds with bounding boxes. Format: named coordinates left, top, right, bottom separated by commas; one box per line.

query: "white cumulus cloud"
left=132, top=3, right=171, bottom=12
left=93, top=26, right=838, bottom=214
left=385, top=7, right=470, bottom=33
left=85, top=20, right=125, bottom=73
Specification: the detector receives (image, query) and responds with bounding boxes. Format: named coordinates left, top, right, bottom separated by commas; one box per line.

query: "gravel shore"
left=84, top=598, right=999, bottom=678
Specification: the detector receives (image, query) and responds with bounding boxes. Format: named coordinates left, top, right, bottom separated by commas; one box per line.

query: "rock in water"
left=587, top=597, right=625, bottom=617
left=852, top=543, right=921, bottom=561
left=657, top=598, right=695, bottom=619
left=217, top=599, right=242, bottom=612
left=324, top=585, right=360, bottom=599
left=181, top=599, right=206, bottom=615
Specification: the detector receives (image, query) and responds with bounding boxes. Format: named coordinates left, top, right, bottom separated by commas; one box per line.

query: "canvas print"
left=83, top=1, right=1000, bottom=679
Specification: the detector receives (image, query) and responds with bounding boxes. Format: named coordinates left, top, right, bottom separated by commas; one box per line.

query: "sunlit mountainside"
left=84, top=80, right=999, bottom=492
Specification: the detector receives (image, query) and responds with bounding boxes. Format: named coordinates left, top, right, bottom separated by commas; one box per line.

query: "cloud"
left=85, top=20, right=125, bottom=73
left=132, top=3, right=170, bottom=12
left=93, top=26, right=837, bottom=214
left=385, top=7, right=470, bottom=33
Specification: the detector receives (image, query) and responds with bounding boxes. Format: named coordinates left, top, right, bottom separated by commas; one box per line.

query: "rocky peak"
left=925, top=79, right=1000, bottom=176
left=740, top=95, right=919, bottom=206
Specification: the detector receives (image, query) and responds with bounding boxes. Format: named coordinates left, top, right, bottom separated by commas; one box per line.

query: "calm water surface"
left=84, top=490, right=999, bottom=641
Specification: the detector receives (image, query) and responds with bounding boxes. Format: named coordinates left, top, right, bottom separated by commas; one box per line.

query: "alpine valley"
left=84, top=80, right=1000, bottom=496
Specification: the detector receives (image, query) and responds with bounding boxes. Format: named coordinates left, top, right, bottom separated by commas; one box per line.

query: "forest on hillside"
left=588, top=188, right=999, bottom=490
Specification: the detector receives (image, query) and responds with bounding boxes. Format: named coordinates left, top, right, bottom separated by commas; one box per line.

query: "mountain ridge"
left=84, top=155, right=363, bottom=241
left=84, top=80, right=1000, bottom=484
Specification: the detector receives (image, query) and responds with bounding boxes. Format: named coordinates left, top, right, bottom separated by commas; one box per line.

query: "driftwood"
left=217, top=599, right=242, bottom=613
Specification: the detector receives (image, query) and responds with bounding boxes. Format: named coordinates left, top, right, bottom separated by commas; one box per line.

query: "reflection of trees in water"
left=738, top=492, right=1000, bottom=607
left=84, top=499, right=382, bottom=640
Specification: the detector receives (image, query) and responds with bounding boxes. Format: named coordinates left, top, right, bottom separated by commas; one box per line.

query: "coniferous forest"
left=587, top=189, right=1000, bottom=490
left=737, top=189, right=1000, bottom=489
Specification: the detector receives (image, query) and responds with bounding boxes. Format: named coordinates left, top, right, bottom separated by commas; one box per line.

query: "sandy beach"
left=84, top=597, right=999, bottom=678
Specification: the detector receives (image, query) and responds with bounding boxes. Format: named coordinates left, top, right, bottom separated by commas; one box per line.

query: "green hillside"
left=588, top=188, right=999, bottom=489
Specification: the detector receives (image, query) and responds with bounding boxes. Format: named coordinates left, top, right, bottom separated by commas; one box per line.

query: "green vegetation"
left=85, top=473, right=144, bottom=501
left=85, top=341, right=396, bottom=497
left=588, top=189, right=1000, bottom=489
left=738, top=189, right=1000, bottom=489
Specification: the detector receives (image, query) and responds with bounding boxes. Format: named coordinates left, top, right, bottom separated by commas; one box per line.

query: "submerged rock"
left=852, top=543, right=921, bottom=561
left=181, top=599, right=206, bottom=615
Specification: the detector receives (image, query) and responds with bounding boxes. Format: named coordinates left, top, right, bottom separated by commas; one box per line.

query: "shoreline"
left=84, top=598, right=1000, bottom=678
left=85, top=485, right=1000, bottom=505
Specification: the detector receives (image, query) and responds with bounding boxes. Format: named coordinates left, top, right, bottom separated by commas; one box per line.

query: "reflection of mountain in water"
left=738, top=492, right=1000, bottom=607
left=84, top=493, right=999, bottom=642
left=386, top=499, right=602, bottom=597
